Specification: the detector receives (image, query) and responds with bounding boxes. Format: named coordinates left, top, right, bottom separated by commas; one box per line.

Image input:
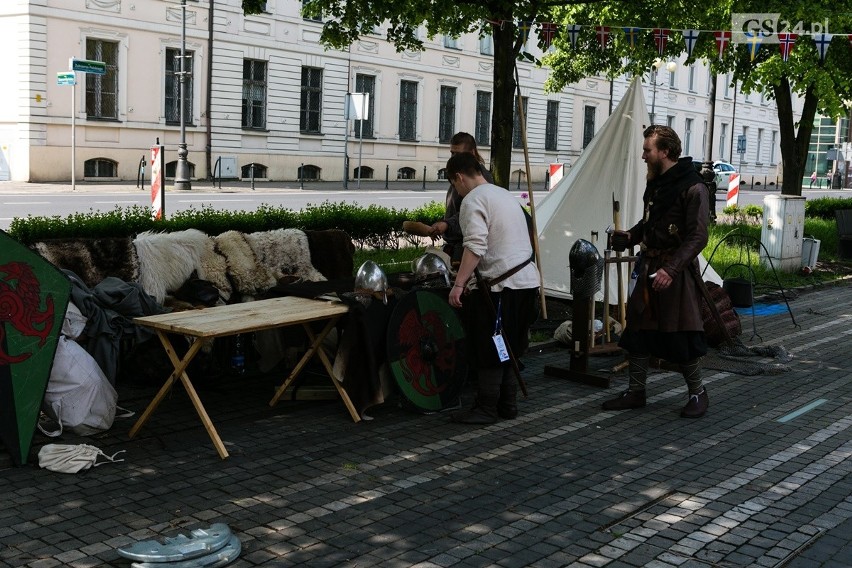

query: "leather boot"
left=497, top=367, right=518, bottom=419
left=601, top=389, right=646, bottom=410
left=452, top=367, right=502, bottom=424
left=681, top=388, right=709, bottom=418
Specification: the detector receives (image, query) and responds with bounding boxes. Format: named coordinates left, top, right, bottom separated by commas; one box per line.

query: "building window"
left=301, top=0, right=321, bottom=22
left=741, top=125, right=749, bottom=161
left=300, top=66, right=323, bottom=134
left=724, top=73, right=732, bottom=98
left=438, top=86, right=456, bottom=144
left=475, top=91, right=491, bottom=146
left=720, top=123, right=729, bottom=161
left=399, top=80, right=418, bottom=141
left=165, top=47, right=193, bottom=125
left=165, top=160, right=196, bottom=178
left=479, top=34, right=493, bottom=55
left=687, top=65, right=696, bottom=92
left=241, top=163, right=267, bottom=178
left=706, top=69, right=712, bottom=96
left=770, top=130, right=777, bottom=163
left=298, top=164, right=321, bottom=180
left=684, top=118, right=693, bottom=156
left=667, top=115, right=676, bottom=128
left=354, top=74, right=375, bottom=138
left=85, top=39, right=119, bottom=120
left=756, top=128, right=764, bottom=163
left=545, top=100, right=559, bottom=151
left=242, top=59, right=267, bottom=129
left=582, top=105, right=596, bottom=148
left=397, top=166, right=416, bottom=179
left=513, top=96, right=528, bottom=149
left=702, top=120, right=708, bottom=160
left=668, top=68, right=676, bottom=88
left=353, top=165, right=374, bottom=179
left=444, top=36, right=459, bottom=49
left=83, top=158, right=117, bottom=177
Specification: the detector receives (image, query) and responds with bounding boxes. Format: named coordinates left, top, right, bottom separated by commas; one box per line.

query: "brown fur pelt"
left=133, top=229, right=211, bottom=303
left=245, top=229, right=326, bottom=283
left=214, top=230, right=276, bottom=300
left=304, top=230, right=355, bottom=280
left=32, top=237, right=139, bottom=288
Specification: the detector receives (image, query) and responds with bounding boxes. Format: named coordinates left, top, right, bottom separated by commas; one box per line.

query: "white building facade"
left=0, top=0, right=793, bottom=184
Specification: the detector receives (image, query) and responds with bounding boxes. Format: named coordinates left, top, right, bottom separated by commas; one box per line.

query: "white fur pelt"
left=245, top=229, right=327, bottom=283
left=133, top=229, right=210, bottom=303
left=214, top=230, right=276, bottom=300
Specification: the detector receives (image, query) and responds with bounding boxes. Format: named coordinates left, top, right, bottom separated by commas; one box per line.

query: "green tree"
left=542, top=1, right=852, bottom=196
left=242, top=0, right=554, bottom=188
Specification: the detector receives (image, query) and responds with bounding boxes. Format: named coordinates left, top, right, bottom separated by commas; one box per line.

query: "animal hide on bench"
left=305, top=229, right=355, bottom=280
left=214, top=230, right=276, bottom=300
left=246, top=229, right=327, bottom=283
left=32, top=238, right=139, bottom=289
left=134, top=229, right=213, bottom=304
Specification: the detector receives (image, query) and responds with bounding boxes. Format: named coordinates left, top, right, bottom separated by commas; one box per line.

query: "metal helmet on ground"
left=412, top=253, right=451, bottom=287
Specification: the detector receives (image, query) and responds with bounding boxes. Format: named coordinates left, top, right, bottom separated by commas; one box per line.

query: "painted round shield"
left=386, top=290, right=467, bottom=412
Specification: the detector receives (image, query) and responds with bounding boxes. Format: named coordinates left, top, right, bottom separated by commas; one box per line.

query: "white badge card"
left=492, top=334, right=510, bottom=362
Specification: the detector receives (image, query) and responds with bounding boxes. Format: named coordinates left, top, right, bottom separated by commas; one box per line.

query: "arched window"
left=437, top=168, right=447, bottom=180
left=298, top=164, right=321, bottom=180
left=397, top=167, right=416, bottom=180
left=353, top=166, right=374, bottom=179
left=84, top=158, right=118, bottom=178
left=241, top=163, right=267, bottom=178
left=165, top=160, right=196, bottom=179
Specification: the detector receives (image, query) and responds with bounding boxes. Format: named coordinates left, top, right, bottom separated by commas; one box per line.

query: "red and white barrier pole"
left=726, top=173, right=740, bottom=208
left=150, top=144, right=165, bottom=220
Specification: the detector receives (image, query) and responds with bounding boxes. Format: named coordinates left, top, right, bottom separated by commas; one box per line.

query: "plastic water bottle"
left=231, top=334, right=245, bottom=374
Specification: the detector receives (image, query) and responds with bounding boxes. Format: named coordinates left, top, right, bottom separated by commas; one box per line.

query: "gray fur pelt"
left=133, top=229, right=210, bottom=303
left=32, top=237, right=139, bottom=288
left=214, top=230, right=276, bottom=300
left=245, top=229, right=327, bottom=283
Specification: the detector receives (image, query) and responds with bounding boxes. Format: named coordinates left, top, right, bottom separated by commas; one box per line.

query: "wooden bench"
left=129, top=296, right=353, bottom=459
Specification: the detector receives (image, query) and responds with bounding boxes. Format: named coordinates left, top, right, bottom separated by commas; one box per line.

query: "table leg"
left=302, top=324, right=361, bottom=423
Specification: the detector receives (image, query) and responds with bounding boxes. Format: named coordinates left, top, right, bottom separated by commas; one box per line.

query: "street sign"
left=737, top=134, right=747, bottom=155
left=56, top=71, right=76, bottom=86
left=69, top=58, right=106, bottom=75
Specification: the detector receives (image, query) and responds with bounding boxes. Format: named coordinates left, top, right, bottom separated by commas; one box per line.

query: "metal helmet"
left=412, top=253, right=451, bottom=287
left=569, top=239, right=601, bottom=279
left=354, top=260, right=389, bottom=293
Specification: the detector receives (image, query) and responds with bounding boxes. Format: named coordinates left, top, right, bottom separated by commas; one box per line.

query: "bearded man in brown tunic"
left=603, top=125, right=710, bottom=418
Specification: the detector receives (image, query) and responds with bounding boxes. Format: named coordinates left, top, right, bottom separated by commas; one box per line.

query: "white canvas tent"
left=535, top=78, right=721, bottom=301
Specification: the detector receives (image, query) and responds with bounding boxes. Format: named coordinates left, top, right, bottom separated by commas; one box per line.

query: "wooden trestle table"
left=129, top=296, right=354, bottom=459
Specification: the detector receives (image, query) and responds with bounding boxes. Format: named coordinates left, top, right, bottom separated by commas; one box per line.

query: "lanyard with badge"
left=492, top=298, right=511, bottom=363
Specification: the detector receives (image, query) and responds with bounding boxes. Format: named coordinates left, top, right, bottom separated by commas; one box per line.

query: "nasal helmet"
left=412, top=253, right=451, bottom=287
left=354, top=260, right=389, bottom=293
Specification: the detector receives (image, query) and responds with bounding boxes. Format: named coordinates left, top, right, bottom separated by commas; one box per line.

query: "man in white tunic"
left=446, top=153, right=539, bottom=423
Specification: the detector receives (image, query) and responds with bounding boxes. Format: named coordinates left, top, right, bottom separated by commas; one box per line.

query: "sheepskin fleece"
left=133, top=229, right=210, bottom=303
left=214, top=230, right=276, bottom=299
left=245, top=229, right=326, bottom=283
left=32, top=238, right=139, bottom=288
left=197, top=238, right=232, bottom=302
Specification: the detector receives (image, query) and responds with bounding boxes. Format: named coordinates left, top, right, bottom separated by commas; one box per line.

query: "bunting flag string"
left=566, top=24, right=581, bottom=49
left=744, top=31, right=764, bottom=61
left=653, top=28, right=671, bottom=56
left=516, top=20, right=533, bottom=45
left=538, top=22, right=558, bottom=49
left=623, top=27, right=642, bottom=49
left=682, top=29, right=700, bottom=58
left=778, top=33, right=797, bottom=62
left=714, top=30, right=732, bottom=60
left=814, top=33, right=833, bottom=60
left=595, top=26, right=611, bottom=50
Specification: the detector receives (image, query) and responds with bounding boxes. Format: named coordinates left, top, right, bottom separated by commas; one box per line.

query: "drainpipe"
left=205, top=0, right=214, bottom=180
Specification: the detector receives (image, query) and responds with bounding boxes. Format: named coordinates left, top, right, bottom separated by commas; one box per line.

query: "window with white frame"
left=354, top=74, right=375, bottom=138
left=669, top=68, right=676, bottom=88
left=444, top=35, right=459, bottom=49
left=684, top=118, right=693, bottom=156
left=480, top=34, right=493, bottom=55
left=720, top=123, right=729, bottom=161
left=545, top=100, right=559, bottom=151
left=475, top=91, right=491, bottom=146
left=770, top=131, right=777, bottom=163
left=702, top=120, right=707, bottom=160
left=513, top=96, right=528, bottom=148
left=399, top=80, right=418, bottom=141
left=756, top=128, right=764, bottom=163
left=667, top=115, right=676, bottom=128
left=688, top=65, right=696, bottom=92
left=300, top=66, right=323, bottom=133
left=582, top=105, right=595, bottom=148
left=438, top=86, right=456, bottom=143
left=85, top=38, right=119, bottom=119
left=165, top=47, right=193, bottom=125
left=741, top=125, right=749, bottom=160
left=242, top=59, right=267, bottom=129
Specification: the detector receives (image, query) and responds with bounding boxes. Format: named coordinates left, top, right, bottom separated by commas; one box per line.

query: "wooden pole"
left=612, top=194, right=626, bottom=329
left=514, top=63, right=547, bottom=319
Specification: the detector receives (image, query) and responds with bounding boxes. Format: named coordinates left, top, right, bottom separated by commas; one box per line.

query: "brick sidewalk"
left=2, top=283, right=851, bottom=567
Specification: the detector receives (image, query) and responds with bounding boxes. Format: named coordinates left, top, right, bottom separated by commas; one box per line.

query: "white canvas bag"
left=38, top=444, right=125, bottom=473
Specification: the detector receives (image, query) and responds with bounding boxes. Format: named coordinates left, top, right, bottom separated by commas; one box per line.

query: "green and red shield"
left=0, top=230, right=70, bottom=466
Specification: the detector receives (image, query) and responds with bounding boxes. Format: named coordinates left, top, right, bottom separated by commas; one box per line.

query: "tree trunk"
left=775, top=77, right=819, bottom=196
left=490, top=20, right=516, bottom=189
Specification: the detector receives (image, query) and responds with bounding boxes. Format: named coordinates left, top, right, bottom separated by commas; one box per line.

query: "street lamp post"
left=174, top=0, right=191, bottom=190
left=650, top=59, right=677, bottom=125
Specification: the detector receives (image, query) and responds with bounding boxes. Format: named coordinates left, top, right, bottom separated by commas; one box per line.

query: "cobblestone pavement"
left=1, top=283, right=851, bottom=568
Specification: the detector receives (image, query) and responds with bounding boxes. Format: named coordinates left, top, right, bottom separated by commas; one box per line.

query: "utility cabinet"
left=760, top=195, right=805, bottom=272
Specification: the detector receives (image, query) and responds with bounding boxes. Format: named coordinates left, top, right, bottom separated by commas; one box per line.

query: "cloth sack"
left=42, top=336, right=118, bottom=435
left=38, top=444, right=125, bottom=474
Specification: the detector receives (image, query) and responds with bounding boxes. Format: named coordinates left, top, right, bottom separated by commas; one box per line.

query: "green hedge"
left=8, top=201, right=446, bottom=249
left=804, top=197, right=852, bottom=220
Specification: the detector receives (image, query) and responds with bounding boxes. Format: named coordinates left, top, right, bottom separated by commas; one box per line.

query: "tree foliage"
left=542, top=0, right=852, bottom=196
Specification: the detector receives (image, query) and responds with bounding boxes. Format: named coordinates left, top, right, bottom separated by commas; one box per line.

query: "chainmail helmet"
left=354, top=260, right=388, bottom=294
left=412, top=253, right=451, bottom=287
left=569, top=239, right=604, bottom=298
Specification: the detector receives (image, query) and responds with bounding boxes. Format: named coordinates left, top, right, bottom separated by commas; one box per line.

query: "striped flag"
left=778, top=33, right=797, bottom=61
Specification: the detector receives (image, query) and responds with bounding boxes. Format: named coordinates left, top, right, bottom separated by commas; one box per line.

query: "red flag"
left=778, top=33, right=797, bottom=62
left=653, top=28, right=670, bottom=56
left=714, top=30, right=731, bottom=60
left=539, top=22, right=558, bottom=49
left=595, top=26, right=610, bottom=50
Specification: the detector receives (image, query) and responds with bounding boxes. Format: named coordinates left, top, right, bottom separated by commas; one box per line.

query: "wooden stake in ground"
left=612, top=194, right=626, bottom=329
left=514, top=63, right=547, bottom=319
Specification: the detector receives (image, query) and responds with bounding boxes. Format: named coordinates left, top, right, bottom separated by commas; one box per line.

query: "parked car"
left=713, top=161, right=739, bottom=192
